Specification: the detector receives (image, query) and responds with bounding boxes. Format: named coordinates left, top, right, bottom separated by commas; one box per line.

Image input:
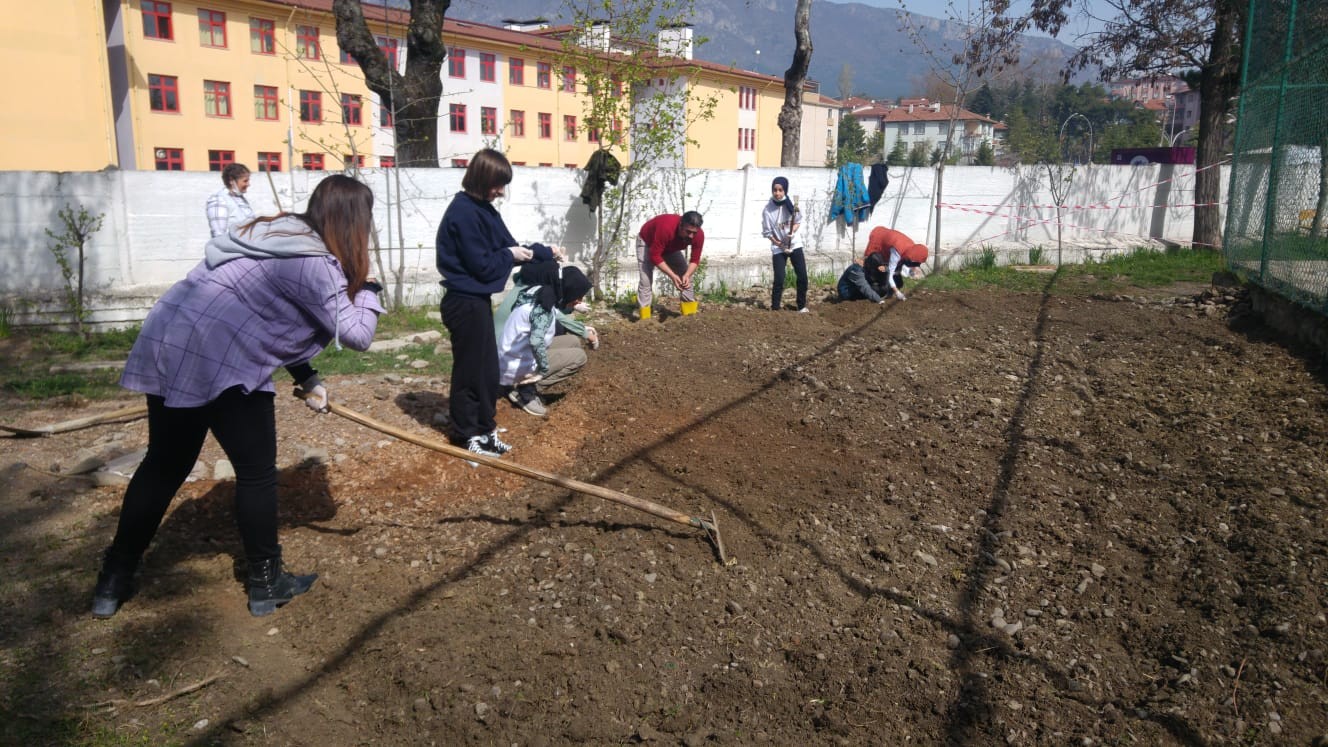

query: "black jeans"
left=771, top=248, right=808, bottom=310
left=108, top=387, right=280, bottom=564
left=441, top=291, right=497, bottom=440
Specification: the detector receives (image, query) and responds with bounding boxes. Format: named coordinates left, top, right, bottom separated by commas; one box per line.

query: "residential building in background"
left=3, top=0, right=824, bottom=173
left=849, top=99, right=1000, bottom=163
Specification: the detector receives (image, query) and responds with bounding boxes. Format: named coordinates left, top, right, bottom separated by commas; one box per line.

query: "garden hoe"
left=303, top=394, right=732, bottom=565
left=0, top=404, right=149, bottom=438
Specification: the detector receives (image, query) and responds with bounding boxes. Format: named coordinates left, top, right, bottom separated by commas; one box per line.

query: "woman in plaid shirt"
left=92, top=174, right=384, bottom=619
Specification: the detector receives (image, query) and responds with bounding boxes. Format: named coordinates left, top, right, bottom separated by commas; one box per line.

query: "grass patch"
left=921, top=246, right=1225, bottom=295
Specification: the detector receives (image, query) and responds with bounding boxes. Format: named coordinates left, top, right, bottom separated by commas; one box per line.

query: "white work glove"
left=302, top=377, right=329, bottom=413
left=894, top=290, right=907, bottom=301
left=585, top=326, right=600, bottom=350
left=573, top=301, right=592, bottom=313
left=509, top=245, right=534, bottom=263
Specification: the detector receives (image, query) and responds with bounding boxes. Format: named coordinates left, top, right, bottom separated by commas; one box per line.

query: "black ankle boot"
left=91, top=549, right=138, bottom=619
left=246, top=555, right=317, bottom=617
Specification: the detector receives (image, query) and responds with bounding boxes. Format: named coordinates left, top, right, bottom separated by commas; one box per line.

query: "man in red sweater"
left=636, top=211, right=705, bottom=318
left=863, top=226, right=928, bottom=301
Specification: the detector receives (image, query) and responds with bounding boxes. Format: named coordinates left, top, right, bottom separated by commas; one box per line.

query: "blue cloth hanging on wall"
left=828, top=162, right=871, bottom=226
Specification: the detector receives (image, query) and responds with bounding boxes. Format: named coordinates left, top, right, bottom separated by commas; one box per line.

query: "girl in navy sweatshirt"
left=436, top=149, right=556, bottom=457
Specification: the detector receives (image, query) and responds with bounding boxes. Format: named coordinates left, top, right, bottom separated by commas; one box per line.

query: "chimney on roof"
left=658, top=23, right=693, bottom=60
left=907, top=104, right=914, bottom=113
left=931, top=102, right=941, bottom=112
left=502, top=18, right=550, bottom=32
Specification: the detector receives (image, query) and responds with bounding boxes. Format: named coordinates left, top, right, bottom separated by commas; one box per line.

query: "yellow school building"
left=3, top=0, right=836, bottom=173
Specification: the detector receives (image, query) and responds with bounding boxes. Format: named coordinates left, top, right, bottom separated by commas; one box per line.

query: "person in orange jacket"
left=863, top=226, right=929, bottom=301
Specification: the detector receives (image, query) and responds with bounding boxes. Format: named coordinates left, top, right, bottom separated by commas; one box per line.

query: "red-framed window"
left=538, top=162, right=553, bottom=167
left=538, top=112, right=551, bottom=139
left=739, top=86, right=757, bottom=110
left=254, top=85, right=279, bottom=120
left=377, top=36, right=399, bottom=69
left=198, top=9, right=226, bottom=47
left=562, top=66, right=576, bottom=92
left=154, top=147, right=183, bottom=170
left=296, top=25, right=319, bottom=60
left=510, top=110, right=525, bottom=137
left=379, top=102, right=394, bottom=128
left=564, top=163, right=577, bottom=169
left=564, top=115, right=577, bottom=141
left=509, top=58, right=524, bottom=85
left=451, top=158, right=469, bottom=168
left=299, top=90, right=321, bottom=123
left=207, top=149, right=234, bottom=170
left=303, top=153, right=325, bottom=170
left=148, top=74, right=179, bottom=112
left=480, top=106, right=497, bottom=135
left=738, top=127, right=756, bottom=151
left=588, top=126, right=601, bottom=143
left=536, top=62, right=551, bottom=89
left=203, top=80, right=231, bottom=117
left=612, top=74, right=624, bottom=98
left=448, top=103, right=466, bottom=133
left=142, top=1, right=173, bottom=40
left=340, top=47, right=353, bottom=64
left=257, top=151, right=281, bottom=172
left=343, top=154, right=365, bottom=169
left=448, top=48, right=465, bottom=78
left=342, top=94, right=362, bottom=125
left=479, top=52, right=496, bottom=82
left=379, top=156, right=395, bottom=168
left=249, top=17, right=274, bottom=54
left=511, top=161, right=526, bottom=166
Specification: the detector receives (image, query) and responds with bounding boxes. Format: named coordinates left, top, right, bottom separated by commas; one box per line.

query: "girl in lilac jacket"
left=93, top=174, right=383, bottom=619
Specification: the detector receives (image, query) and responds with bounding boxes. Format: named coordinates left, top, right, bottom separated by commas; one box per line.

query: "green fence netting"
left=1224, top=0, right=1328, bottom=313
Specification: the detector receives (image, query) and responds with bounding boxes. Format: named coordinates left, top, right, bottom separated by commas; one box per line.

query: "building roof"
left=874, top=104, right=999, bottom=125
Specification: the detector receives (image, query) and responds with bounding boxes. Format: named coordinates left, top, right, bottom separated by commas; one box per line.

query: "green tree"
left=972, top=0, right=1245, bottom=249
left=886, top=139, right=908, bottom=166
left=907, top=141, right=930, bottom=167
left=333, top=0, right=449, bottom=167
left=975, top=139, right=995, bottom=165
left=45, top=204, right=104, bottom=335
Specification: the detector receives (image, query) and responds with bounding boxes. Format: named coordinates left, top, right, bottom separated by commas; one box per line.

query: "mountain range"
left=440, top=0, right=1082, bottom=100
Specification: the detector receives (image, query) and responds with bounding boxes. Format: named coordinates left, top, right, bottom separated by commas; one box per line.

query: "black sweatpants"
left=441, top=291, right=497, bottom=441
left=108, top=387, right=280, bottom=565
left=771, top=248, right=809, bottom=310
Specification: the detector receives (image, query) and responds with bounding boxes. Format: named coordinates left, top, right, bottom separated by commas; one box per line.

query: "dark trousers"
left=441, top=291, right=497, bottom=440
left=771, top=248, right=808, bottom=310
left=108, top=388, right=280, bottom=565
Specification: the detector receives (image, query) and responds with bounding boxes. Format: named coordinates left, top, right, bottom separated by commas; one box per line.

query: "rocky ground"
left=2, top=280, right=1327, bottom=746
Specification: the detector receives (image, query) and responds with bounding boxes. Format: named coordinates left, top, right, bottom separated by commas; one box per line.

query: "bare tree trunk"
left=334, top=0, right=448, bottom=167
left=1315, top=134, right=1328, bottom=236
left=1193, top=0, right=1242, bottom=250
left=778, top=0, right=813, bottom=168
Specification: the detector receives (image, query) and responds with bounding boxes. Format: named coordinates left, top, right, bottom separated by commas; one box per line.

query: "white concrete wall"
left=0, top=162, right=1225, bottom=326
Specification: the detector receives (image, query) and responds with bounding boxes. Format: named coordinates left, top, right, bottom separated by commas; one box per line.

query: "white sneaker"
left=798, top=307, right=810, bottom=313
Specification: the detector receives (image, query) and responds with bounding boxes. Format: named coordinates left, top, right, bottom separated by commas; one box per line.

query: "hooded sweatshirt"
left=122, top=215, right=384, bottom=407
left=496, top=264, right=592, bottom=385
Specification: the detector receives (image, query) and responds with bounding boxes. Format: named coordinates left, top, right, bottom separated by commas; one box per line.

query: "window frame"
left=299, top=90, right=322, bottom=123
left=561, top=66, right=576, bottom=93
left=448, top=48, right=466, bottom=78
left=511, top=110, right=525, bottom=137
left=148, top=74, right=180, bottom=113
left=536, top=62, right=551, bottom=89
left=379, top=156, right=395, bottom=168
left=341, top=93, right=363, bottom=126
left=303, top=153, right=325, bottom=170
left=377, top=36, right=399, bottom=70
left=254, top=84, right=279, bottom=121
left=538, top=112, right=551, bottom=139
left=257, top=151, right=282, bottom=172
left=449, top=103, right=467, bottom=133
left=509, top=58, right=524, bottom=85
left=198, top=9, right=226, bottom=48
left=207, top=149, right=235, bottom=171
left=154, top=147, right=184, bottom=170
left=203, top=80, right=232, bottom=118
left=480, top=106, right=497, bottom=135
left=379, top=102, right=394, bottom=128
left=563, top=115, right=577, bottom=141
left=479, top=52, right=496, bottom=82
left=142, top=1, right=173, bottom=41
left=296, top=24, right=320, bottom=60
left=249, top=17, right=275, bottom=54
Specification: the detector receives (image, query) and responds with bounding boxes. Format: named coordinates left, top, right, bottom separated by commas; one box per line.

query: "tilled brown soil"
left=3, top=283, right=1328, bottom=746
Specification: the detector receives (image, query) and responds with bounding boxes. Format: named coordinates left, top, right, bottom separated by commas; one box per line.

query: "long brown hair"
left=242, top=174, right=374, bottom=295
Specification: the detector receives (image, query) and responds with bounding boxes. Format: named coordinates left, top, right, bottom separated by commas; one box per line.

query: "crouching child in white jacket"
left=497, top=261, right=592, bottom=417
